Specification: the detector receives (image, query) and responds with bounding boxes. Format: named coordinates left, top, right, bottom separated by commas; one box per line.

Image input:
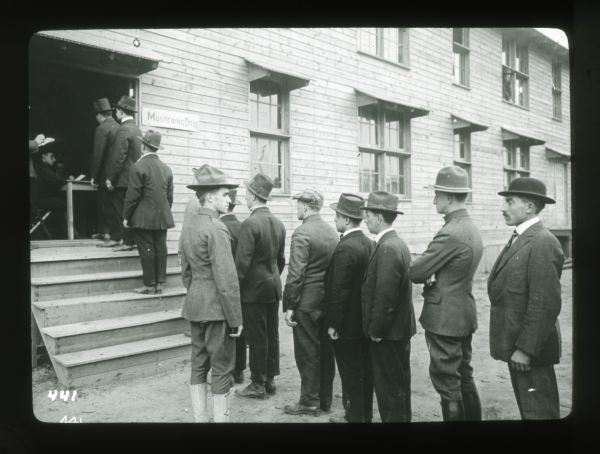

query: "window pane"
left=455, top=133, right=470, bottom=162
left=359, top=151, right=379, bottom=192
left=504, top=144, right=516, bottom=168
left=503, top=69, right=514, bottom=102
left=502, top=38, right=513, bottom=67
left=359, top=28, right=377, bottom=54
left=398, top=28, right=408, bottom=64
left=554, top=92, right=562, bottom=118
left=250, top=82, right=281, bottom=130
left=516, top=75, right=527, bottom=107
left=250, top=136, right=285, bottom=191
left=553, top=62, right=562, bottom=90
left=385, top=154, right=407, bottom=196
left=519, top=146, right=529, bottom=170
left=453, top=52, right=461, bottom=84
left=384, top=110, right=404, bottom=149
left=358, top=105, right=379, bottom=146
left=516, top=45, right=528, bottom=74
left=453, top=28, right=464, bottom=45
left=382, top=28, right=399, bottom=61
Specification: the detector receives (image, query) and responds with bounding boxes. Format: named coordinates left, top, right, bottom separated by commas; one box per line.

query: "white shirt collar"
left=515, top=216, right=540, bottom=236
left=251, top=205, right=269, bottom=212
left=375, top=227, right=395, bottom=243
left=342, top=227, right=363, bottom=238
left=120, top=115, right=133, bottom=123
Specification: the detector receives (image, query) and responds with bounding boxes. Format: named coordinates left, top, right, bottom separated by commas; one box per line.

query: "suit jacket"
left=487, top=221, right=564, bottom=366
left=30, top=155, right=65, bottom=199
left=361, top=230, right=416, bottom=340
left=324, top=230, right=374, bottom=339
left=104, top=119, right=142, bottom=188
left=221, top=213, right=242, bottom=256
left=283, top=214, right=339, bottom=314
left=409, top=209, right=483, bottom=337
left=123, top=154, right=175, bottom=230
left=90, top=117, right=119, bottom=184
left=180, top=207, right=242, bottom=327
left=235, top=206, right=286, bottom=304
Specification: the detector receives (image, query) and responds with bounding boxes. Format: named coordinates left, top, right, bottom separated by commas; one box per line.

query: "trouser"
left=425, top=331, right=477, bottom=401
left=96, top=186, right=110, bottom=234
left=107, top=187, right=134, bottom=244
left=190, top=320, right=235, bottom=394
left=234, top=333, right=247, bottom=374
left=242, top=302, right=280, bottom=384
left=333, top=338, right=374, bottom=422
left=370, top=338, right=412, bottom=422
left=292, top=310, right=336, bottom=409
left=508, top=364, right=560, bottom=419
left=131, top=228, right=168, bottom=287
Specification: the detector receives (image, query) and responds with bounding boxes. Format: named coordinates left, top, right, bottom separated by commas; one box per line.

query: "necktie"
left=506, top=230, right=519, bottom=248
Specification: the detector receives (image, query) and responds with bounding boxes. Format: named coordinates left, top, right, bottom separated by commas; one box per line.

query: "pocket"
left=423, top=292, right=441, bottom=305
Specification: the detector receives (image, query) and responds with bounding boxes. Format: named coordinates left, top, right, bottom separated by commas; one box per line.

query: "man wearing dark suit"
left=90, top=98, right=119, bottom=241
left=180, top=164, right=243, bottom=423
left=282, top=189, right=339, bottom=417
left=123, top=130, right=175, bottom=294
left=488, top=177, right=564, bottom=420
left=362, top=191, right=416, bottom=422
left=409, top=166, right=483, bottom=421
left=324, top=193, right=374, bottom=423
left=220, top=189, right=247, bottom=385
left=235, top=173, right=286, bottom=400
left=102, top=95, right=142, bottom=251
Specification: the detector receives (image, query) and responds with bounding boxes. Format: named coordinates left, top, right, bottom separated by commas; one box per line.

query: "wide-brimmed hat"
left=92, top=98, right=114, bottom=114
left=429, top=166, right=471, bottom=193
left=244, top=173, right=274, bottom=201
left=498, top=177, right=555, bottom=204
left=361, top=191, right=404, bottom=215
left=228, top=188, right=242, bottom=205
left=293, top=188, right=324, bottom=209
left=138, top=130, right=163, bottom=151
left=330, top=193, right=365, bottom=220
left=115, top=95, right=137, bottom=113
left=187, top=164, right=239, bottom=190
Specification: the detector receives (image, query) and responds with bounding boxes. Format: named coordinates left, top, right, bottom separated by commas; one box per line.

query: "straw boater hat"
left=138, top=130, right=163, bottom=151
left=429, top=166, right=472, bottom=193
left=292, top=188, right=324, bottom=210
left=227, top=188, right=242, bottom=205
left=92, top=98, right=114, bottom=114
left=115, top=95, right=138, bottom=113
left=498, top=177, right=555, bottom=204
left=244, top=173, right=274, bottom=201
left=187, top=164, right=239, bottom=190
left=361, top=191, right=404, bottom=215
left=330, top=193, right=365, bottom=220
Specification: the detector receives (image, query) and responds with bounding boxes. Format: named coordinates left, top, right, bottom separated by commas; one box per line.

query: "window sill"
left=452, top=82, right=470, bottom=90
left=357, top=50, right=410, bottom=70
left=502, top=99, right=529, bottom=111
left=552, top=116, right=563, bottom=122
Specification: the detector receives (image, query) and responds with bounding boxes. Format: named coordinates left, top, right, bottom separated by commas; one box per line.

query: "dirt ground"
left=32, top=269, right=572, bottom=423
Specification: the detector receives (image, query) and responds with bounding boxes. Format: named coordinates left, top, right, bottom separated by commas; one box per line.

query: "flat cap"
left=292, top=188, right=324, bottom=209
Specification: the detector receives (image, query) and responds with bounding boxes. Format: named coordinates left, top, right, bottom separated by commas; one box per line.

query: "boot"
left=189, top=384, right=209, bottom=422
left=213, top=392, right=230, bottom=423
left=462, top=389, right=482, bottom=421
left=441, top=399, right=465, bottom=422
left=235, top=381, right=266, bottom=399
left=265, top=377, right=276, bottom=395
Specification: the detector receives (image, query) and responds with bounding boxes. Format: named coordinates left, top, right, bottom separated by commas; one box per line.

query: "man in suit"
left=282, top=189, right=339, bottom=417
left=324, top=193, right=374, bottom=423
left=234, top=173, right=286, bottom=400
left=409, top=166, right=483, bottom=421
left=488, top=177, right=564, bottom=420
left=180, top=164, right=243, bottom=423
left=361, top=191, right=416, bottom=422
left=123, top=130, right=175, bottom=295
left=220, top=189, right=247, bottom=385
left=90, top=98, right=119, bottom=242
left=101, top=95, right=142, bottom=251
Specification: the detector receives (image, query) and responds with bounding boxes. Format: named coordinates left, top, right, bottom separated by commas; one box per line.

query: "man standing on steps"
left=220, top=189, right=247, bottom=385
left=234, top=173, right=286, bottom=400
left=180, top=164, right=243, bottom=423
left=409, top=166, right=483, bottom=422
left=123, top=130, right=175, bottom=295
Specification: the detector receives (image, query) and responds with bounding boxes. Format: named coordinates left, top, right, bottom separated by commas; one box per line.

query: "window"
left=552, top=62, right=562, bottom=119
left=358, top=104, right=410, bottom=197
left=358, top=28, right=409, bottom=66
left=502, top=37, right=529, bottom=108
left=503, top=142, right=530, bottom=188
left=453, top=28, right=470, bottom=87
left=454, top=132, right=473, bottom=202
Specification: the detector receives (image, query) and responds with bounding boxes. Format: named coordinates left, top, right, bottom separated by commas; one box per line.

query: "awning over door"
left=545, top=146, right=571, bottom=161
left=245, top=58, right=311, bottom=95
left=451, top=114, right=488, bottom=133
left=501, top=126, right=545, bottom=146
left=355, top=88, right=429, bottom=118
left=31, top=30, right=162, bottom=76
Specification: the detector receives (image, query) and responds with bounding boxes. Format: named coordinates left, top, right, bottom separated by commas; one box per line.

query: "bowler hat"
left=293, top=188, right=324, bottom=209
left=498, top=177, right=555, bottom=204
left=430, top=166, right=471, bottom=193
left=228, top=188, right=242, bottom=205
left=330, top=193, right=365, bottom=220
left=92, top=98, right=114, bottom=114
left=187, top=164, right=239, bottom=190
left=116, top=95, right=137, bottom=113
left=361, top=191, right=404, bottom=215
left=244, top=173, right=274, bottom=201
left=138, top=130, right=163, bottom=151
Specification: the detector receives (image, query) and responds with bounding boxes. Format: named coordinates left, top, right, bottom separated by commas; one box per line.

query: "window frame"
left=358, top=28, right=410, bottom=67
left=453, top=131, right=473, bottom=202
left=452, top=28, right=470, bottom=87
left=502, top=37, right=529, bottom=109
left=552, top=61, right=562, bottom=120
left=502, top=141, right=530, bottom=188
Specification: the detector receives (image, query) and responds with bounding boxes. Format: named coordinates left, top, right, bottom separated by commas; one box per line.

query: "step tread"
left=32, top=287, right=186, bottom=310
left=53, top=333, right=191, bottom=367
left=32, top=267, right=181, bottom=286
left=30, top=245, right=180, bottom=263
left=41, top=309, right=183, bottom=338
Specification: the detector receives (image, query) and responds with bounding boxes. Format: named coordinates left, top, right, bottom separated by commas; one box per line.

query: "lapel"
left=491, top=222, right=544, bottom=278
left=367, top=230, right=395, bottom=268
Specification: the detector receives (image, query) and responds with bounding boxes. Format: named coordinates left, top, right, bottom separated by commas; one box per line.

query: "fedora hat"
left=244, top=173, right=274, bottom=201
left=187, top=164, right=239, bottom=190
left=92, top=98, right=114, bottom=114
left=498, top=177, right=555, bottom=204
left=115, top=95, right=137, bottom=113
left=361, top=191, right=404, bottom=215
left=293, top=188, right=324, bottom=209
left=228, top=188, right=242, bottom=205
left=430, top=166, right=471, bottom=193
left=138, top=130, right=163, bottom=151
left=330, top=193, right=365, bottom=220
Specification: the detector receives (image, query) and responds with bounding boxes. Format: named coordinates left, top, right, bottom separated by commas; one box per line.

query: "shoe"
left=461, top=390, right=482, bottom=421
left=233, top=371, right=245, bottom=384
left=441, top=399, right=465, bottom=422
left=112, top=244, right=137, bottom=252
left=320, top=402, right=332, bottom=413
left=155, top=283, right=163, bottom=294
left=265, top=378, right=276, bottom=395
left=134, top=286, right=157, bottom=294
left=91, top=233, right=110, bottom=241
left=283, top=403, right=320, bottom=417
left=96, top=239, right=122, bottom=248
left=235, top=382, right=266, bottom=400
left=329, top=415, right=349, bottom=423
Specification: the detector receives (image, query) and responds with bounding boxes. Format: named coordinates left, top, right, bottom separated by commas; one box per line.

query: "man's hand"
left=425, top=274, right=437, bottom=287
left=370, top=336, right=382, bottom=343
left=34, top=134, right=45, bottom=146
left=106, top=179, right=114, bottom=192
left=90, top=178, right=99, bottom=188
left=123, top=219, right=129, bottom=228
left=328, top=327, right=339, bottom=340
left=510, top=348, right=532, bottom=372
left=285, top=310, right=297, bottom=327
left=229, top=325, right=243, bottom=338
